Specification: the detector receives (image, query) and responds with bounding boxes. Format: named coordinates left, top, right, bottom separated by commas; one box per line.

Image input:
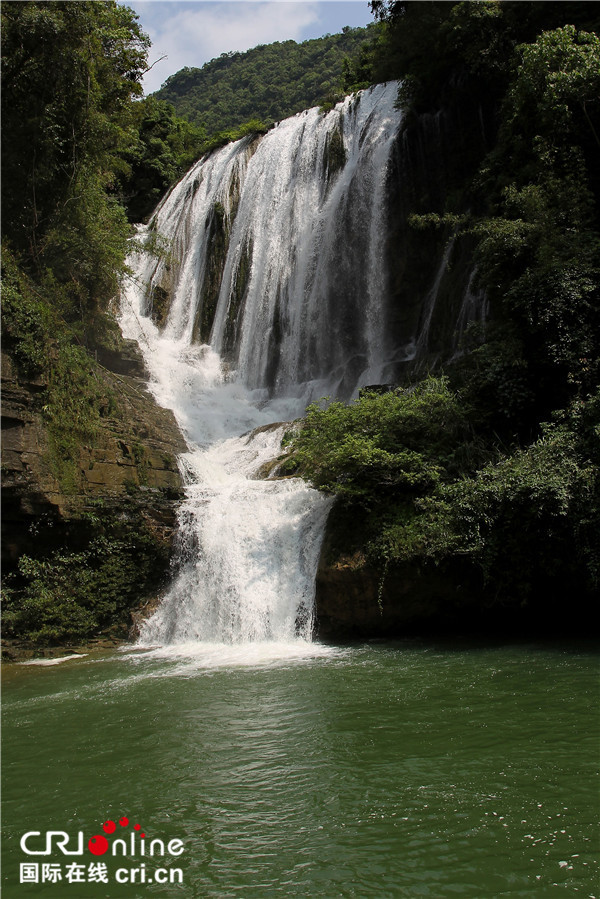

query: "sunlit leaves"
left=507, top=26, right=600, bottom=141
left=288, top=377, right=472, bottom=501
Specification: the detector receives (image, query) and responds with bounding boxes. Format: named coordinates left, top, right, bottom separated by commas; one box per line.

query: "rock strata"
left=2, top=346, right=186, bottom=564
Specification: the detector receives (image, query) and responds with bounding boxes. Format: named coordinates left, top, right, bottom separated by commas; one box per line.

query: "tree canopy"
left=1, top=0, right=149, bottom=303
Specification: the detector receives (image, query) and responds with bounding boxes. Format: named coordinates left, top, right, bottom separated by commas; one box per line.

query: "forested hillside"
left=154, top=26, right=379, bottom=134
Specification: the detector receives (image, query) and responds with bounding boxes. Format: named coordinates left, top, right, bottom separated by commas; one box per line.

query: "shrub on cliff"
left=289, top=378, right=599, bottom=609
left=2, top=515, right=170, bottom=644
left=379, top=398, right=599, bottom=603
left=288, top=377, right=478, bottom=502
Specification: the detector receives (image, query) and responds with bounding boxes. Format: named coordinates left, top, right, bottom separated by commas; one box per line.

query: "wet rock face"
left=313, top=503, right=480, bottom=639
left=314, top=561, right=471, bottom=639
left=1, top=344, right=186, bottom=579
left=92, top=338, right=147, bottom=377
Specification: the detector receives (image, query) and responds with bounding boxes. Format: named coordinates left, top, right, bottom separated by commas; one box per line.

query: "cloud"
left=132, top=2, right=322, bottom=93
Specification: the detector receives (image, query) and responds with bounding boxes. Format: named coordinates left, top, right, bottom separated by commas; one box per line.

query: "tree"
left=473, top=26, right=600, bottom=408
left=1, top=0, right=149, bottom=306
left=366, top=1, right=599, bottom=111
left=119, top=96, right=205, bottom=223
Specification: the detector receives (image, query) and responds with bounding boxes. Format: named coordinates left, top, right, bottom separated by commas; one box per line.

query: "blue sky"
left=119, top=1, right=375, bottom=94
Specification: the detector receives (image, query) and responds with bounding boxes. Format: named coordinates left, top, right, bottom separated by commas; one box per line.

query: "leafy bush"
left=0, top=251, right=55, bottom=374
left=290, top=369, right=599, bottom=610
left=2, top=524, right=169, bottom=644
left=375, top=399, right=599, bottom=602
left=288, top=377, right=477, bottom=501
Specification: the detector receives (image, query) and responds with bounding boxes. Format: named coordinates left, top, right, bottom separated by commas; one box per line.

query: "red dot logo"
left=88, top=835, right=109, bottom=856
left=103, top=820, right=116, bottom=835
left=119, top=816, right=129, bottom=827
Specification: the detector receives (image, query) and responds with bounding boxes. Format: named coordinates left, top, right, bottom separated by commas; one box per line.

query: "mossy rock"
left=323, top=125, right=346, bottom=182
left=149, top=284, right=171, bottom=328
left=193, top=201, right=232, bottom=343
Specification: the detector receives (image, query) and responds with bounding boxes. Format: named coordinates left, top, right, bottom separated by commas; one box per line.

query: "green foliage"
left=395, top=12, right=600, bottom=431
left=1, top=1, right=149, bottom=304
left=118, top=100, right=271, bottom=222
left=44, top=341, right=115, bottom=492
left=118, top=96, right=206, bottom=222
left=385, top=401, right=600, bottom=602
left=1, top=248, right=119, bottom=493
left=368, top=1, right=598, bottom=112
left=42, top=175, right=131, bottom=307
left=2, top=522, right=169, bottom=644
left=471, top=26, right=600, bottom=409
left=450, top=324, right=536, bottom=436
left=288, top=377, right=475, bottom=501
left=341, top=24, right=386, bottom=91
left=298, top=381, right=599, bottom=608
left=155, top=28, right=378, bottom=133
left=368, top=1, right=458, bottom=106
left=505, top=25, right=600, bottom=144
left=1, top=250, right=55, bottom=374
left=200, top=119, right=271, bottom=156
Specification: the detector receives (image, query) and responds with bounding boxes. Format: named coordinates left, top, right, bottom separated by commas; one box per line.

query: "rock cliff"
left=1, top=338, right=187, bottom=650
left=314, top=503, right=482, bottom=639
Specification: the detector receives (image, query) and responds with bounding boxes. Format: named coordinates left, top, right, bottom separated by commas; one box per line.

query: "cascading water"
left=119, top=83, right=403, bottom=651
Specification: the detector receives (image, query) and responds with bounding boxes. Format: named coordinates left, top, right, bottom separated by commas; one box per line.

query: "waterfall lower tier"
left=119, top=85, right=402, bottom=648
left=139, top=425, right=332, bottom=646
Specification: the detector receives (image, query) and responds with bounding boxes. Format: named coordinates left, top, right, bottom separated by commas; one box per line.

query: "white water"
left=119, top=85, right=402, bottom=653
left=414, top=237, right=455, bottom=363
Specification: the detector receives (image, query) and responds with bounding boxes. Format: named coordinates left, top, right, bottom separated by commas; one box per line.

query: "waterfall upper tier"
left=124, top=83, right=404, bottom=412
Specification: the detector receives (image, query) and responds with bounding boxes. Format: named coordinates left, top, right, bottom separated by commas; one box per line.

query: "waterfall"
left=415, top=237, right=455, bottom=356
left=452, top=267, right=488, bottom=353
left=119, top=84, right=403, bottom=648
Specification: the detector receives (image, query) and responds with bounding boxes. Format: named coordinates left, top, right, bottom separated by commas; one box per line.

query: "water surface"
left=2, top=640, right=598, bottom=897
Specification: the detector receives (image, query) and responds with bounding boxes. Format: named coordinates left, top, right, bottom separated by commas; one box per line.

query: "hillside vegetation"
left=1, top=1, right=184, bottom=645
left=154, top=26, right=379, bottom=135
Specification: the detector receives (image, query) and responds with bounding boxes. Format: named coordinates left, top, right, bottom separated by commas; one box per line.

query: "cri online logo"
left=90, top=816, right=144, bottom=856
left=21, top=816, right=184, bottom=857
